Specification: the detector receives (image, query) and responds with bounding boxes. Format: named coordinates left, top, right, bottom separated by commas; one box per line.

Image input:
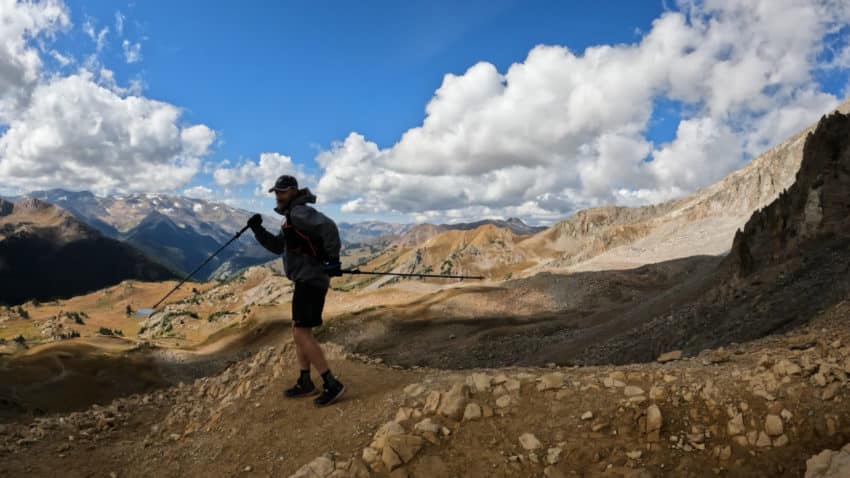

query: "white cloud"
left=49, top=49, right=72, bottom=66
left=0, top=1, right=216, bottom=196
left=0, top=71, right=216, bottom=194
left=122, top=39, right=141, bottom=63
left=0, top=0, right=69, bottom=121
left=316, top=0, right=850, bottom=222
left=183, top=185, right=214, bottom=200
left=214, top=152, right=305, bottom=196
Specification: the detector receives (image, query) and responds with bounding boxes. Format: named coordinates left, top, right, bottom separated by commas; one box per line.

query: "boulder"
left=727, top=414, right=745, bottom=436
left=519, top=433, right=542, bottom=450
left=437, top=384, right=469, bottom=420
left=806, top=444, right=850, bottom=478
left=765, top=415, right=784, bottom=437
left=423, top=391, right=441, bottom=414
left=657, top=350, right=682, bottom=363
left=546, top=447, right=562, bottom=465
left=385, top=434, right=424, bottom=466
left=625, top=386, right=645, bottom=397
left=463, top=403, right=482, bottom=421
left=537, top=373, right=564, bottom=391
left=290, top=456, right=335, bottom=478
left=468, top=373, right=492, bottom=393
left=645, top=405, right=662, bottom=442
left=413, top=418, right=440, bottom=434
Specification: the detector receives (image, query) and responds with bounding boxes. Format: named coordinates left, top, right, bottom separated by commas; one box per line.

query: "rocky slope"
left=529, top=99, right=850, bottom=273
left=0, top=308, right=848, bottom=477
left=0, top=198, right=177, bottom=305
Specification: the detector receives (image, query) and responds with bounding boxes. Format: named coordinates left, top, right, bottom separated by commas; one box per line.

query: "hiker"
left=247, top=175, right=345, bottom=407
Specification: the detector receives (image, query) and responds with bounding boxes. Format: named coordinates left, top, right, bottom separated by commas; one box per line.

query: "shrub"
left=68, top=312, right=85, bottom=325
left=98, top=327, right=114, bottom=336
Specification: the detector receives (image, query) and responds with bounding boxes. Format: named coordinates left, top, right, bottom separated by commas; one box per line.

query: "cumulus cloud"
left=122, top=39, right=141, bottom=63
left=0, top=0, right=69, bottom=121
left=0, top=71, right=215, bottom=194
left=213, top=152, right=304, bottom=196
left=0, top=0, right=216, bottom=196
left=316, top=0, right=850, bottom=222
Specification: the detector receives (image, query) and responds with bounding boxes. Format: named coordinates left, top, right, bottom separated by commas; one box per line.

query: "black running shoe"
left=284, top=379, right=317, bottom=398
left=314, top=380, right=345, bottom=407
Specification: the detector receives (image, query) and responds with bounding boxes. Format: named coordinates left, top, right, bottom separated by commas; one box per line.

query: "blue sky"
left=1, top=0, right=849, bottom=224
left=62, top=0, right=667, bottom=218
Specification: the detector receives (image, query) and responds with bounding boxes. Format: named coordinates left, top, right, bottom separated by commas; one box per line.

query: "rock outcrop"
left=730, top=111, right=850, bottom=277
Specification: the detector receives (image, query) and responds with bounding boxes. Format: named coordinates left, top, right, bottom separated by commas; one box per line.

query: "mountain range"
left=11, top=190, right=285, bottom=281
left=0, top=198, right=176, bottom=305
left=8, top=189, right=545, bottom=281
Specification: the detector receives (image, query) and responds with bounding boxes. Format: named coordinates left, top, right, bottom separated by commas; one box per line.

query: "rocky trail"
left=1, top=303, right=849, bottom=477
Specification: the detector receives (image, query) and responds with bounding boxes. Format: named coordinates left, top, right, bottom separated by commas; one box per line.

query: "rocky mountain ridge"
left=0, top=198, right=177, bottom=305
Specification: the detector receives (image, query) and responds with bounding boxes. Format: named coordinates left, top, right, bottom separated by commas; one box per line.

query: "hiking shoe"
left=284, top=379, right=317, bottom=398
left=314, top=380, right=345, bottom=407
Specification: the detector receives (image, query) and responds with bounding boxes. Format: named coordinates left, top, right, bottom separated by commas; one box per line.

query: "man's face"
left=274, top=188, right=298, bottom=208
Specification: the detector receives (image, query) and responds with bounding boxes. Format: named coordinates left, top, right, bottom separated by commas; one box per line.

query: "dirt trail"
left=0, top=350, right=423, bottom=477
left=1, top=305, right=849, bottom=477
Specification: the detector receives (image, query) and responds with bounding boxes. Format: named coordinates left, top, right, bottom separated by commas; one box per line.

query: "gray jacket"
left=252, top=189, right=341, bottom=289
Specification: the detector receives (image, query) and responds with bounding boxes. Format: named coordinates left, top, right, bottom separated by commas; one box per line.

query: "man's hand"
left=247, top=213, right=263, bottom=231
left=322, top=260, right=343, bottom=277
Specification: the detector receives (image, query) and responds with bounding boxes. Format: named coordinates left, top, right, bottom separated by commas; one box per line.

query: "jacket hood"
left=274, top=188, right=317, bottom=216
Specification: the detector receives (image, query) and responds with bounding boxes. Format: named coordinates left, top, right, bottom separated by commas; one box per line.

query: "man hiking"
left=247, top=174, right=345, bottom=407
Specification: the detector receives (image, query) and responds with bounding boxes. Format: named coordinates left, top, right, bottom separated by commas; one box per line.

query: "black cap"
left=268, top=175, right=298, bottom=193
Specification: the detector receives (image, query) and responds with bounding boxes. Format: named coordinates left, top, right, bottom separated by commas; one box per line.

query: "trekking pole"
left=135, top=225, right=250, bottom=317
left=341, top=268, right=484, bottom=280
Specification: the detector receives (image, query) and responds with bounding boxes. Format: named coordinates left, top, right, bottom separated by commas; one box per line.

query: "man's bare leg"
left=293, top=326, right=328, bottom=373
left=292, top=326, right=345, bottom=406
left=293, top=326, right=312, bottom=371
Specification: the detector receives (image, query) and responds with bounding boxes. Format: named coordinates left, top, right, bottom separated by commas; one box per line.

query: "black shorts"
left=292, top=282, right=327, bottom=328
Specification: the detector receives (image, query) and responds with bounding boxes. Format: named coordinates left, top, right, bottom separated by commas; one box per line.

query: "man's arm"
left=289, top=206, right=342, bottom=261
left=251, top=222, right=286, bottom=255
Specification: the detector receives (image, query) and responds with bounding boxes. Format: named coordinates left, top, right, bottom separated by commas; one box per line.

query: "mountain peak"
left=730, top=109, right=850, bottom=276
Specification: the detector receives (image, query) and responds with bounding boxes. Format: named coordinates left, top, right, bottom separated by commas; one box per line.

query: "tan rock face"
left=806, top=444, right=850, bottom=478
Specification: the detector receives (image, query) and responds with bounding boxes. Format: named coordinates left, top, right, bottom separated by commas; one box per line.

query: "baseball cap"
left=268, top=175, right=298, bottom=193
